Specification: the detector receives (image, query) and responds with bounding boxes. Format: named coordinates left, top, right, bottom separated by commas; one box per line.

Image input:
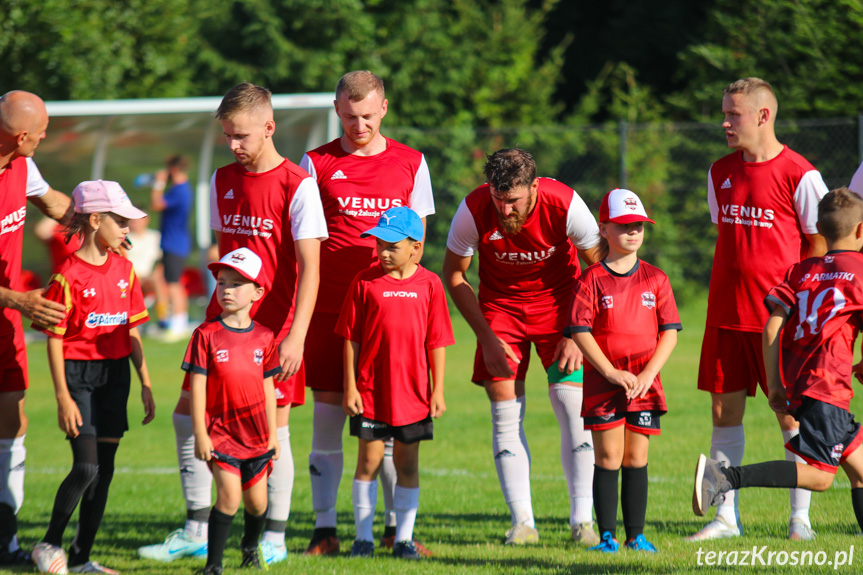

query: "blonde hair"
left=336, top=71, right=385, bottom=102
left=215, top=83, right=273, bottom=120
left=724, top=77, right=777, bottom=114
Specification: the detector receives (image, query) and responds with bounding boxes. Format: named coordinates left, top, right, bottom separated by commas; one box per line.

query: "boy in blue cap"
left=336, top=207, right=454, bottom=559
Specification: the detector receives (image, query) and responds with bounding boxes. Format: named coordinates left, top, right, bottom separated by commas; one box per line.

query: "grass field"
left=6, top=303, right=863, bottom=574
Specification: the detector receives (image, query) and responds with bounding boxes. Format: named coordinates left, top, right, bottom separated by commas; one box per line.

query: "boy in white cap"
left=337, top=207, right=454, bottom=559
left=31, top=180, right=154, bottom=574
left=568, top=188, right=681, bottom=553
left=185, top=248, right=281, bottom=575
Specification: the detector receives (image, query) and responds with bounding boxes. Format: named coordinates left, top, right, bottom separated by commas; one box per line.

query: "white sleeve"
left=290, top=177, right=329, bottom=241
left=566, top=191, right=600, bottom=250
left=299, top=153, right=316, bottom=180
left=445, top=199, right=479, bottom=257
left=25, top=158, right=49, bottom=198
left=707, top=166, right=719, bottom=225
left=850, top=161, right=863, bottom=198
left=408, top=155, right=435, bottom=218
left=794, top=170, right=829, bottom=235
left=209, top=171, right=221, bottom=232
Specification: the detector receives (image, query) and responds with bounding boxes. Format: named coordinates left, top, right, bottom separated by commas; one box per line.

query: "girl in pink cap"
left=31, top=180, right=154, bottom=574
left=567, top=188, right=681, bottom=554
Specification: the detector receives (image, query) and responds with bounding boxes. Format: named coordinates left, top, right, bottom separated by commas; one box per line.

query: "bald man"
left=688, top=78, right=829, bottom=542
left=0, top=91, right=71, bottom=565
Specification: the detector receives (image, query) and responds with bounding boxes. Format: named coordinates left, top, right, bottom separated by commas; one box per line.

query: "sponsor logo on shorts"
left=82, top=288, right=96, bottom=298
left=383, top=291, right=418, bottom=298
left=638, top=412, right=652, bottom=426
left=362, top=420, right=387, bottom=430
left=641, top=291, right=656, bottom=309
left=274, top=387, right=284, bottom=399
left=601, top=295, right=613, bottom=309
left=599, top=413, right=615, bottom=421
left=831, top=443, right=844, bottom=462
left=253, top=348, right=264, bottom=365
left=572, top=442, right=594, bottom=453
left=117, top=279, right=129, bottom=298
left=85, top=312, right=127, bottom=328
left=216, top=350, right=229, bottom=363
left=495, top=449, right=516, bottom=459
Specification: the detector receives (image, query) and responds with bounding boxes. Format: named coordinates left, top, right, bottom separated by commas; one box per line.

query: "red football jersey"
left=706, top=147, right=828, bottom=332
left=569, top=260, right=681, bottom=416
left=301, top=138, right=434, bottom=314
left=207, top=159, right=327, bottom=339
left=766, top=251, right=863, bottom=411
left=335, top=265, right=454, bottom=426
left=446, top=178, right=599, bottom=304
left=35, top=252, right=149, bottom=360
left=182, top=319, right=281, bottom=460
left=0, top=157, right=49, bottom=335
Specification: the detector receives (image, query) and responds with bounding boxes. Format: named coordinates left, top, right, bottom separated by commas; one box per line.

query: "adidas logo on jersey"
left=224, top=189, right=234, bottom=199
left=720, top=178, right=732, bottom=190
left=331, top=170, right=347, bottom=180
left=489, top=230, right=503, bottom=241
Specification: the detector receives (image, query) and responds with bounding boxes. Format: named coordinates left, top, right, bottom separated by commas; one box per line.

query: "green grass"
left=7, top=303, right=863, bottom=574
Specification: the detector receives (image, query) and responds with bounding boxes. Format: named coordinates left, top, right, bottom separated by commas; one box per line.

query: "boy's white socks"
left=310, top=402, right=346, bottom=529
left=491, top=398, right=534, bottom=528
left=711, top=425, right=744, bottom=526
left=394, top=485, right=420, bottom=543
left=0, top=436, right=25, bottom=514
left=353, top=479, right=377, bottom=543
left=381, top=439, right=397, bottom=528
left=548, top=384, right=595, bottom=525
left=173, top=413, right=212, bottom=514
left=264, top=425, right=293, bottom=546
left=783, top=428, right=812, bottom=526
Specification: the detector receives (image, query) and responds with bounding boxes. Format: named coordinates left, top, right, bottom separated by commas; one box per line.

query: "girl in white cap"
left=567, top=188, right=681, bottom=554
left=31, top=180, right=154, bottom=574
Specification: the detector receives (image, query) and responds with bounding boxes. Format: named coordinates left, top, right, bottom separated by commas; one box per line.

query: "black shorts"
left=64, top=357, right=131, bottom=439
left=349, top=415, right=434, bottom=444
left=162, top=251, right=186, bottom=283
left=787, top=396, right=863, bottom=474
left=584, top=410, right=662, bottom=436
left=211, top=449, right=275, bottom=490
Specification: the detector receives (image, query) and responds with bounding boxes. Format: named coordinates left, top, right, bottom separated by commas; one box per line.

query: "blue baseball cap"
left=361, top=207, right=424, bottom=242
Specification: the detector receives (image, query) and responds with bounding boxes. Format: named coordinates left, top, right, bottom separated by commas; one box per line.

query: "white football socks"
left=381, top=438, right=397, bottom=528
left=173, top=412, right=212, bottom=528
left=264, top=426, right=293, bottom=546
left=711, top=425, right=744, bottom=527
left=310, top=402, right=346, bottom=529
left=783, top=428, right=812, bottom=526
left=548, top=384, right=594, bottom=525
left=394, top=485, right=419, bottom=543
left=491, top=398, right=534, bottom=528
left=352, top=479, right=377, bottom=543
left=0, top=436, right=25, bottom=514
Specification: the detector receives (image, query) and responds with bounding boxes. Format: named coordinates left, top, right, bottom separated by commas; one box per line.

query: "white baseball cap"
left=599, top=188, right=656, bottom=224
left=208, top=247, right=264, bottom=284
left=72, top=180, right=147, bottom=220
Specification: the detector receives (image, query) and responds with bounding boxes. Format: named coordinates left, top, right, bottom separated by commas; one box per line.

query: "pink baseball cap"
left=208, top=247, right=264, bottom=284
left=72, top=180, right=147, bottom=220
left=599, top=188, right=656, bottom=224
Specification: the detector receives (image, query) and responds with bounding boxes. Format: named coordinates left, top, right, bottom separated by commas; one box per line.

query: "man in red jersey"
left=139, top=84, right=327, bottom=566
left=299, top=71, right=434, bottom=556
left=0, top=90, right=72, bottom=566
left=443, top=148, right=601, bottom=545
left=688, top=78, right=829, bottom=542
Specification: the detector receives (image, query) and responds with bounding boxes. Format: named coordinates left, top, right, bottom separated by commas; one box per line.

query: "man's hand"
left=18, top=288, right=66, bottom=325
left=551, top=337, right=583, bottom=374
left=479, top=334, right=519, bottom=379
left=276, top=336, right=304, bottom=381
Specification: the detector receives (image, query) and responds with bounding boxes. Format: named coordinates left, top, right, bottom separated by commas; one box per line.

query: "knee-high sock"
left=69, top=442, right=118, bottom=566
left=711, top=425, right=744, bottom=525
left=593, top=465, right=619, bottom=538
left=174, top=412, right=212, bottom=521
left=852, top=488, right=863, bottom=533
left=380, top=439, right=397, bottom=528
left=207, top=508, right=234, bottom=568
left=491, top=398, right=534, bottom=528
left=394, top=485, right=419, bottom=543
left=310, top=402, right=346, bottom=529
left=263, top=426, right=293, bottom=546
left=621, top=465, right=648, bottom=541
left=352, top=479, right=377, bottom=543
left=783, top=428, right=811, bottom=525
left=44, top=435, right=99, bottom=547
left=548, top=385, right=594, bottom=525
left=242, top=509, right=268, bottom=549
left=0, top=436, right=25, bottom=549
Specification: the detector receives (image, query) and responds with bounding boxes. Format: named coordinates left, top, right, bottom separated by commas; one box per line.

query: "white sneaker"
left=32, top=542, right=68, bottom=574
left=789, top=517, right=816, bottom=541
left=685, top=515, right=742, bottom=541
left=68, top=561, right=119, bottom=574
left=692, top=454, right=732, bottom=516
left=137, top=529, right=207, bottom=562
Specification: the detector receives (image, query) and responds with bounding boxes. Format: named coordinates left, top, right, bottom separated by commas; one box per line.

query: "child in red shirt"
left=337, top=207, right=454, bottom=559
left=32, top=180, right=154, bottom=575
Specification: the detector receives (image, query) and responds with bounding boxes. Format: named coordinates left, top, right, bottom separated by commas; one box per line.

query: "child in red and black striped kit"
left=568, top=189, right=681, bottom=553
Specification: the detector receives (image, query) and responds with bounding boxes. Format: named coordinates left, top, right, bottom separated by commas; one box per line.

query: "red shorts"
left=697, top=326, right=767, bottom=396
left=472, top=296, right=567, bottom=384
left=303, top=311, right=343, bottom=393
left=181, top=360, right=305, bottom=408
left=0, top=327, right=28, bottom=392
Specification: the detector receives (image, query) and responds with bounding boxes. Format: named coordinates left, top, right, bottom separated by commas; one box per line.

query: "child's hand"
left=141, top=386, right=156, bottom=425
left=268, top=438, right=281, bottom=462
left=607, top=369, right=638, bottom=391
left=194, top=434, right=213, bottom=461
left=343, top=388, right=364, bottom=417
left=767, top=385, right=790, bottom=413
left=628, top=372, right=655, bottom=400
left=430, top=394, right=446, bottom=419
left=854, top=361, right=863, bottom=385
left=57, top=396, right=82, bottom=437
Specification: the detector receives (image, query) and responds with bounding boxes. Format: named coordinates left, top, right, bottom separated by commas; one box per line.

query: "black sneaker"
left=0, top=544, right=30, bottom=566
left=350, top=539, right=374, bottom=558
left=200, top=565, right=223, bottom=575
left=393, top=540, right=423, bottom=560
left=240, top=544, right=267, bottom=570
